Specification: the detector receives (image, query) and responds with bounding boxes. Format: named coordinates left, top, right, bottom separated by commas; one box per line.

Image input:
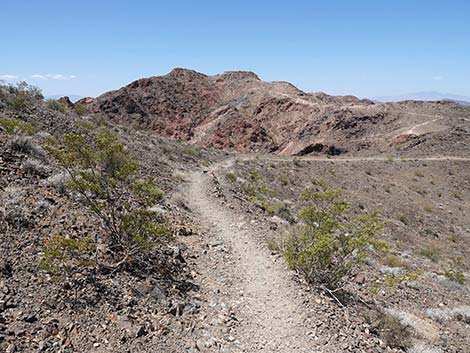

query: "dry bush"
left=6, top=136, right=45, bottom=159
left=46, top=172, right=72, bottom=194
left=22, top=158, right=49, bottom=177
left=408, top=342, right=443, bottom=353
left=426, top=306, right=470, bottom=324
left=369, top=310, right=412, bottom=350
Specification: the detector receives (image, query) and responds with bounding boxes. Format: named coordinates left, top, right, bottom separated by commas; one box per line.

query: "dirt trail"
left=186, top=160, right=319, bottom=353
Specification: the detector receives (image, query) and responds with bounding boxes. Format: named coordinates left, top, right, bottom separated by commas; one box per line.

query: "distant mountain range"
left=371, top=91, right=470, bottom=105
left=45, top=94, right=83, bottom=103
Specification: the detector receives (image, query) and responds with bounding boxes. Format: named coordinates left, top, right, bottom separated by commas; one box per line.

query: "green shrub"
left=45, top=124, right=169, bottom=269
left=47, top=99, right=66, bottom=112
left=4, top=81, right=43, bottom=112
left=418, top=245, right=440, bottom=263
left=0, top=117, right=37, bottom=135
left=445, top=258, right=466, bottom=285
left=284, top=183, right=384, bottom=290
left=39, top=235, right=96, bottom=275
left=279, top=175, right=289, bottom=186
left=225, top=172, right=237, bottom=182
left=73, top=103, right=87, bottom=116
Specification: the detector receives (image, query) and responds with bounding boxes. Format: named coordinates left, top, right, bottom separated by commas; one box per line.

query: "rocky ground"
left=0, top=90, right=228, bottom=352
left=1, top=79, right=470, bottom=353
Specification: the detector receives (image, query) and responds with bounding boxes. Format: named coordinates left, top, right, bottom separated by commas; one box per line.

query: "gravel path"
left=186, top=161, right=319, bottom=353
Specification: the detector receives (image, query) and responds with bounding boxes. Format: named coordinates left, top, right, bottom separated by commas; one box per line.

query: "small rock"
left=134, top=325, right=147, bottom=338
left=354, top=274, right=366, bottom=284
left=23, top=314, right=38, bottom=323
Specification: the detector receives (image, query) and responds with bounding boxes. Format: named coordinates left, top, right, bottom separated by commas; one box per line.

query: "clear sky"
left=1, top=0, right=469, bottom=98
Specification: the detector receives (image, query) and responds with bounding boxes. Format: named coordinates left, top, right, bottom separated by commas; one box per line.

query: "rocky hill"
left=80, top=68, right=470, bottom=156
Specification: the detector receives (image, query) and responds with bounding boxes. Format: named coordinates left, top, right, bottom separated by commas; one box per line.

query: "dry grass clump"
left=22, top=158, right=49, bottom=177
left=426, top=306, right=470, bottom=324
left=46, top=172, right=72, bottom=194
left=369, top=310, right=412, bottom=350
left=0, top=187, right=34, bottom=229
left=408, top=342, right=443, bottom=353
left=6, top=136, right=45, bottom=159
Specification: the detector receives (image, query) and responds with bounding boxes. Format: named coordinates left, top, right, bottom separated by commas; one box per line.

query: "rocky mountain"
left=79, top=68, right=470, bottom=156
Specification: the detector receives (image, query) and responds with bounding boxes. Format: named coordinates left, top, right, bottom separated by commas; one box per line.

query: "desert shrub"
left=46, top=172, right=72, bottom=194
left=279, top=175, right=289, bottom=186
left=22, top=158, right=49, bottom=177
left=426, top=306, right=470, bottom=324
left=4, top=81, right=43, bottom=112
left=74, top=103, right=87, bottom=116
left=47, top=99, right=66, bottom=112
left=284, top=182, right=384, bottom=290
left=0, top=117, right=37, bottom=135
left=382, top=254, right=407, bottom=268
left=6, top=136, right=44, bottom=159
left=182, top=145, right=200, bottom=157
left=373, top=311, right=412, bottom=349
left=418, top=245, right=440, bottom=263
left=0, top=188, right=34, bottom=229
left=45, top=124, right=169, bottom=269
left=398, top=213, right=408, bottom=225
left=445, top=258, right=466, bottom=285
left=39, top=235, right=96, bottom=275
left=225, top=172, right=237, bottom=182
left=408, top=343, right=443, bottom=353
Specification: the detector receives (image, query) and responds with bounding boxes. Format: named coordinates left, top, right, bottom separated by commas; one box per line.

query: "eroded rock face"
left=85, top=68, right=470, bottom=156
left=57, top=96, right=74, bottom=108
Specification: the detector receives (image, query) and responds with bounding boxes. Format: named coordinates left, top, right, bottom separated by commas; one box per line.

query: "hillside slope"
left=82, top=68, right=470, bottom=156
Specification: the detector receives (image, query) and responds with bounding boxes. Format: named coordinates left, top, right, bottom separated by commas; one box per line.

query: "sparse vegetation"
left=225, top=171, right=237, bottom=182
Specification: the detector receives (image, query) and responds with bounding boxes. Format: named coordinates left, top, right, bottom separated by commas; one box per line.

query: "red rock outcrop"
left=85, top=68, right=470, bottom=155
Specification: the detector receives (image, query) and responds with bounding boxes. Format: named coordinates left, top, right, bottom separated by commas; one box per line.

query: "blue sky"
left=1, top=0, right=469, bottom=98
